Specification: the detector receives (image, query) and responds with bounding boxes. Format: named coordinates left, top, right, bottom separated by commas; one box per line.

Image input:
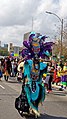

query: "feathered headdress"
left=22, top=32, right=54, bottom=60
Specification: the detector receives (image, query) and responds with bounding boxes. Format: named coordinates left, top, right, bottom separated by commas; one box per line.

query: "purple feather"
left=23, top=41, right=31, bottom=48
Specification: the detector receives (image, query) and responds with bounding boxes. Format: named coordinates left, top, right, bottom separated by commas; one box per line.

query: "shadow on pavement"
left=5, top=80, right=22, bottom=84
left=18, top=113, right=67, bottom=119
left=40, top=114, right=67, bottom=119
left=7, top=81, right=21, bottom=83
left=46, top=89, right=67, bottom=96
left=52, top=91, right=67, bottom=96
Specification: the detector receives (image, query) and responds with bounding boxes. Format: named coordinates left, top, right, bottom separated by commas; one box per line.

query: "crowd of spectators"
left=0, top=57, right=67, bottom=92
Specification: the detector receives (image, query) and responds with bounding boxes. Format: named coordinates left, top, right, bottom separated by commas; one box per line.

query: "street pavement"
left=0, top=77, right=67, bottom=119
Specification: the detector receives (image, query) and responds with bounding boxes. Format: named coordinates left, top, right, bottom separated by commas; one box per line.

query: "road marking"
left=0, top=85, right=5, bottom=89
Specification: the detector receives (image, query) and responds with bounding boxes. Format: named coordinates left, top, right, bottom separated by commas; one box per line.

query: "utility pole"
left=32, top=17, right=33, bottom=31
left=60, top=19, right=63, bottom=57
left=46, top=11, right=63, bottom=59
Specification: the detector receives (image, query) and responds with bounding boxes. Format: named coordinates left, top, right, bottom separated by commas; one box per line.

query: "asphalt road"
left=0, top=77, right=67, bottom=119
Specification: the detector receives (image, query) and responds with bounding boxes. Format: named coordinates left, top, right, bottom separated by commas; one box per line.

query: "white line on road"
left=0, top=85, right=5, bottom=89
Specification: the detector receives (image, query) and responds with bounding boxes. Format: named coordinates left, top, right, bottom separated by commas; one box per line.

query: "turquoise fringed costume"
left=24, top=59, right=47, bottom=112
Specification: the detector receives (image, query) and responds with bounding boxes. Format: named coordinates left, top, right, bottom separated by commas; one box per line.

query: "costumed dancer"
left=15, top=32, right=54, bottom=118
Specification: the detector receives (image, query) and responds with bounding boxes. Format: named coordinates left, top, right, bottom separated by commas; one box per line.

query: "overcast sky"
left=0, top=0, right=67, bottom=46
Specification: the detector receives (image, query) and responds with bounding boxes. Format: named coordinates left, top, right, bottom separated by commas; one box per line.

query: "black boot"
left=4, top=75, right=7, bottom=81
left=6, top=76, right=9, bottom=81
